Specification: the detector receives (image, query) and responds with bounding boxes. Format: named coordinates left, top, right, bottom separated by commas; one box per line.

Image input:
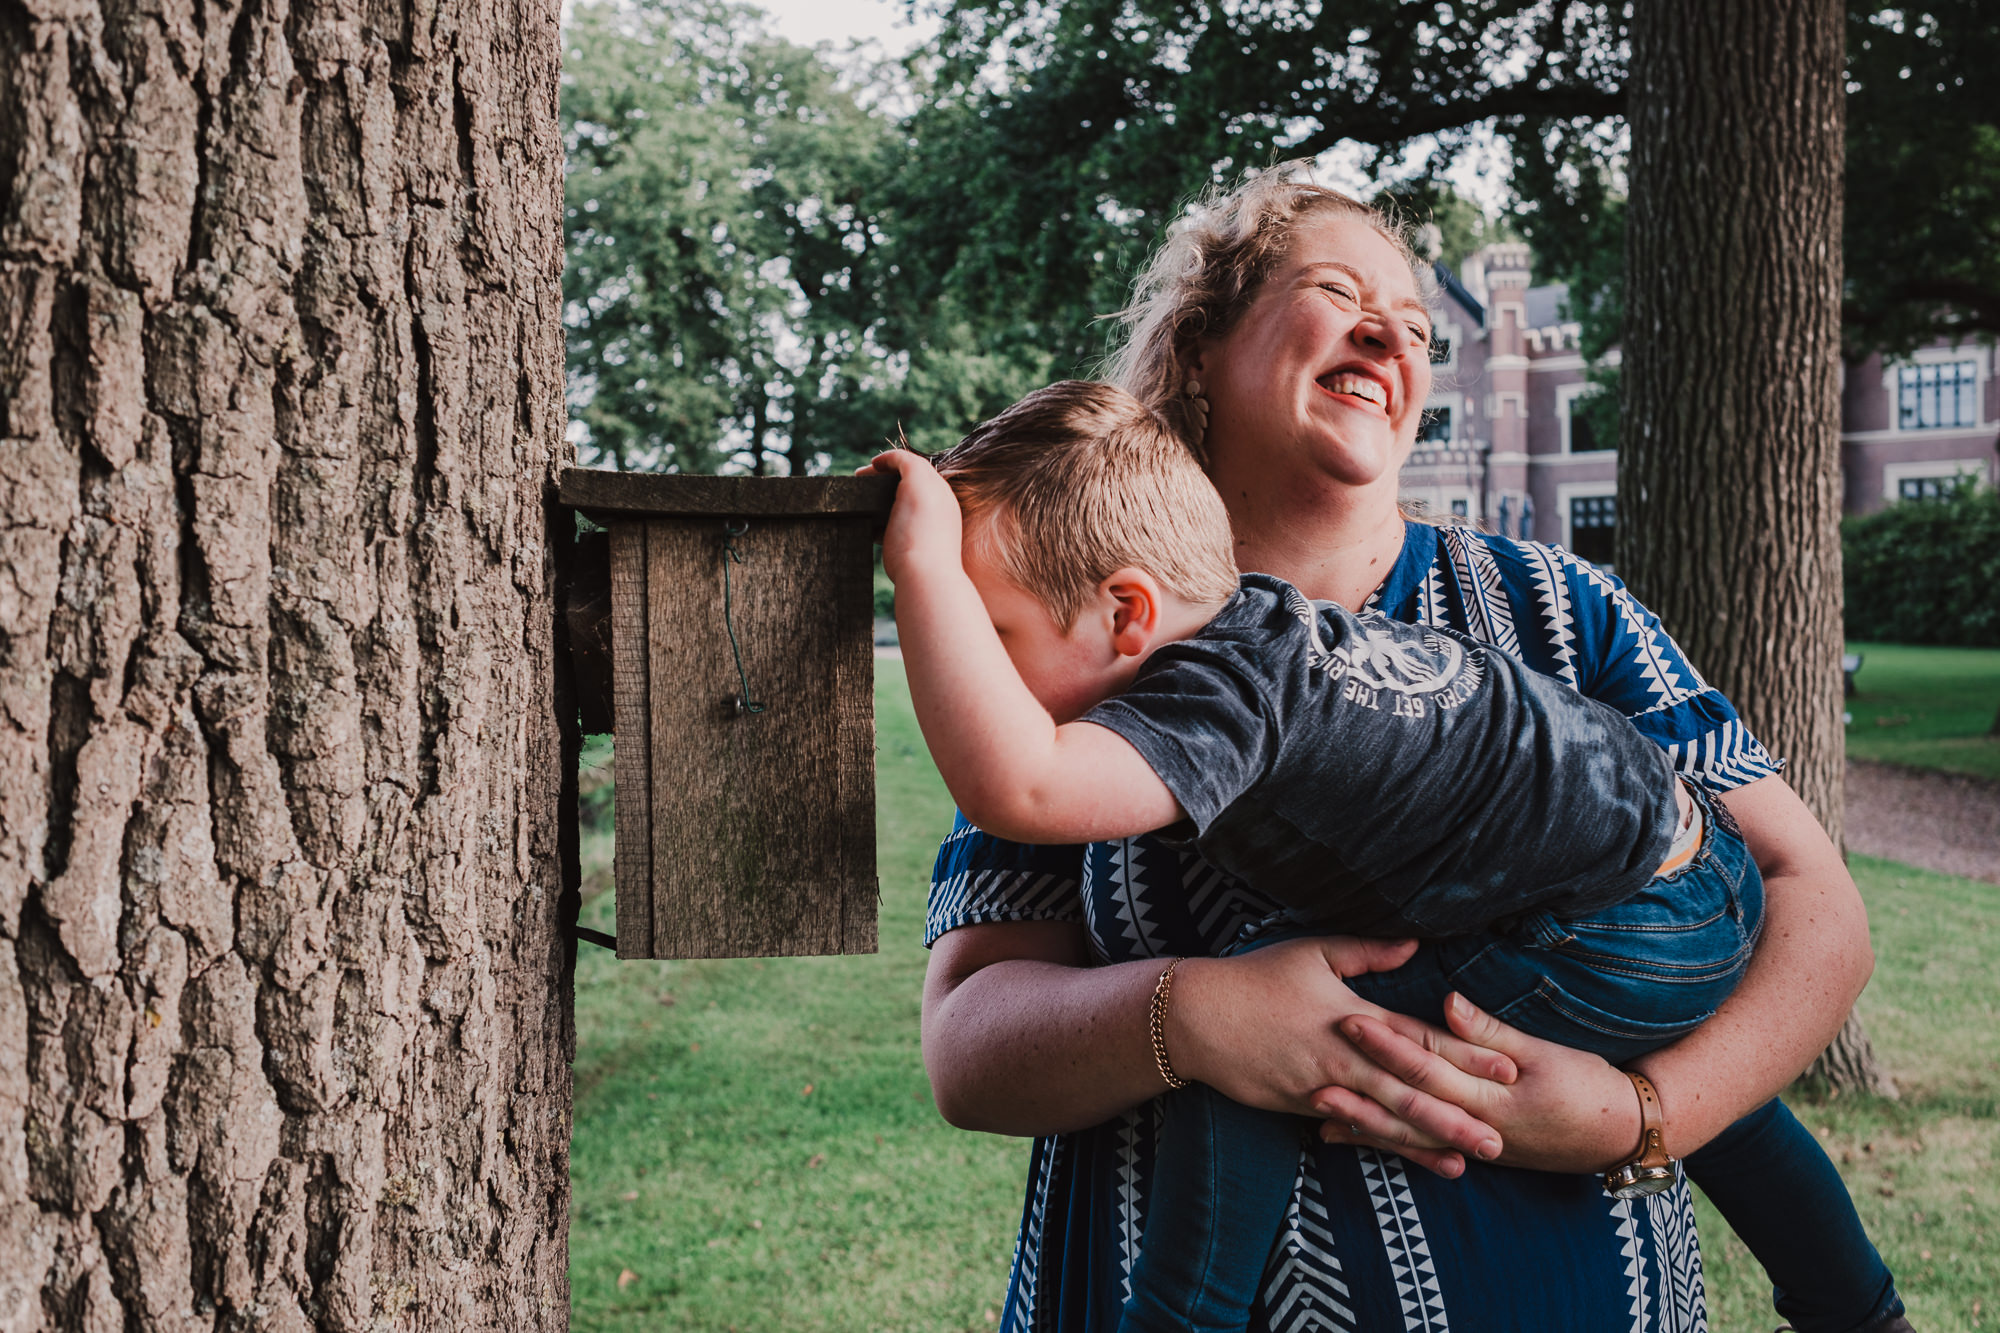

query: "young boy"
left=869, top=380, right=1903, bottom=1333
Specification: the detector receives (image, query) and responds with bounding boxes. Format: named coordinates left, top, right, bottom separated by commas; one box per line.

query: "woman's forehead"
left=1281, top=216, right=1417, bottom=296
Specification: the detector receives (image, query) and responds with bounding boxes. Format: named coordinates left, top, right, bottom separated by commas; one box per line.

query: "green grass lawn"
left=1845, top=641, right=2000, bottom=781
left=571, top=662, right=2000, bottom=1331
left=568, top=660, right=1024, bottom=1331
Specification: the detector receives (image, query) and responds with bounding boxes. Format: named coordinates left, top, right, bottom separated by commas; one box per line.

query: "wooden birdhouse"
left=560, top=468, right=897, bottom=960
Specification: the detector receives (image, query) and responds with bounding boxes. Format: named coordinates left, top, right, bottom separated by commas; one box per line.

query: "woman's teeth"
left=1319, top=374, right=1387, bottom=407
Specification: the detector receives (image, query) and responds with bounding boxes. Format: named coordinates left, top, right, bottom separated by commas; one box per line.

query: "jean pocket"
left=1545, top=865, right=1757, bottom=986
left=1492, top=974, right=1716, bottom=1064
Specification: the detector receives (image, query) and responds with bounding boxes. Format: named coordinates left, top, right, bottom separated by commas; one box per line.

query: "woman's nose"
left=1353, top=309, right=1416, bottom=356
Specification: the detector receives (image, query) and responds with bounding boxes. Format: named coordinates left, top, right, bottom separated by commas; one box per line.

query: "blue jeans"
left=1119, top=788, right=1903, bottom=1333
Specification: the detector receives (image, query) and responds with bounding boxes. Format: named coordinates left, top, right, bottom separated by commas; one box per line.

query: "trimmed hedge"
left=1843, top=484, right=2000, bottom=646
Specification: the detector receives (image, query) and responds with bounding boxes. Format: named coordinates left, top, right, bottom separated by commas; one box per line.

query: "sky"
left=753, top=0, right=939, bottom=54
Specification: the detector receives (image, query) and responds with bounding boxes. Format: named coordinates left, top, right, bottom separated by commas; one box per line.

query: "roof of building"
left=1432, top=260, right=1485, bottom=326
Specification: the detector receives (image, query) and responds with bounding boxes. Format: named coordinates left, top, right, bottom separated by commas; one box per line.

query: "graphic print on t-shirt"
left=1284, top=585, right=1485, bottom=718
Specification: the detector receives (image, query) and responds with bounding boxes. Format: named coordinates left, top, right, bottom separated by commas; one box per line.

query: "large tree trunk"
left=0, top=0, right=573, bottom=1317
left=1622, top=0, right=1893, bottom=1097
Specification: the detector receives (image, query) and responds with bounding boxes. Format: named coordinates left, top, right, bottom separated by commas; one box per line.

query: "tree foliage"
left=1844, top=485, right=2000, bottom=647
left=1843, top=2, right=2000, bottom=352
left=562, top=1, right=900, bottom=473
left=559, top=0, right=1994, bottom=472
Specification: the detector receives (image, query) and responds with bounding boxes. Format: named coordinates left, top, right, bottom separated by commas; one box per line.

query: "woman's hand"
left=924, top=924, right=1514, bottom=1176
left=1313, top=775, right=1876, bottom=1172
left=1169, top=939, right=1516, bottom=1177
left=1314, top=994, right=1643, bottom=1174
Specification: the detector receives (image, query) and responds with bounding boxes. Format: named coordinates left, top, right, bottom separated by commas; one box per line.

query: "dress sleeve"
left=925, top=812, right=1086, bottom=947
left=1523, top=541, right=1784, bottom=793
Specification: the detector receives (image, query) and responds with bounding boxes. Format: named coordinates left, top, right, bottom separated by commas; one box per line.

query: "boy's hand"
left=859, top=449, right=963, bottom=587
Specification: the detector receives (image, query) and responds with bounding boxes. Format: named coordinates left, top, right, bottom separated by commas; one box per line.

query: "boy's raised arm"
left=863, top=449, right=1183, bottom=845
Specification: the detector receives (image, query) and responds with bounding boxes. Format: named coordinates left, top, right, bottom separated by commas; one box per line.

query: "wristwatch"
left=1603, top=1070, right=1677, bottom=1199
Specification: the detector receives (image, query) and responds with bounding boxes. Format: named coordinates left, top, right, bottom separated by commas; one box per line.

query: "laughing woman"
left=920, top=164, right=1895, bottom=1332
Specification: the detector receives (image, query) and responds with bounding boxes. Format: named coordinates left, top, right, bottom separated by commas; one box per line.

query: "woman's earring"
left=1185, top=377, right=1210, bottom=449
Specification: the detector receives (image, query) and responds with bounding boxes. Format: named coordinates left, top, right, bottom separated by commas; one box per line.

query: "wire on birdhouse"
left=720, top=520, right=766, bottom=716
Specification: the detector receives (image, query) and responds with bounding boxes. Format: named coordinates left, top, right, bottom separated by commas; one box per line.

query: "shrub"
left=1843, top=483, right=2000, bottom=645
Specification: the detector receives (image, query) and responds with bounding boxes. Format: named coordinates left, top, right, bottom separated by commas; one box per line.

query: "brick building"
left=1399, top=242, right=2000, bottom=568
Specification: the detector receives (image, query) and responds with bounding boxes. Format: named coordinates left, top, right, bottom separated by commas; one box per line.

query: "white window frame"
left=1556, top=481, right=1618, bottom=553
left=1878, top=345, right=1992, bottom=435
left=1556, top=382, right=1612, bottom=455
left=1429, top=319, right=1462, bottom=377
left=1881, top=458, right=1992, bottom=503
left=1417, top=395, right=1457, bottom=445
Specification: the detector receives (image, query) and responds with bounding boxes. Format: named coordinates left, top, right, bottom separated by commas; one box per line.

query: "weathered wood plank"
left=611, top=524, right=656, bottom=959
left=560, top=468, right=896, bottom=519
left=831, top=517, right=880, bottom=953
left=640, top=515, right=878, bottom=958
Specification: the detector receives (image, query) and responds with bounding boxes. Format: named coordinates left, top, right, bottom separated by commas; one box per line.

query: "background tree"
left=1, top=0, right=573, bottom=1319
left=1615, top=0, right=1896, bottom=1092
left=564, top=1, right=911, bottom=475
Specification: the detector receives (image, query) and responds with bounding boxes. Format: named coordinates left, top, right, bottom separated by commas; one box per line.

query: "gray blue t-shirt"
left=1083, top=572, right=1681, bottom=938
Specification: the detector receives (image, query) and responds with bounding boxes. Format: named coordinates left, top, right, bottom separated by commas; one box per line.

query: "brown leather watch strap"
left=1603, top=1069, right=1677, bottom=1197
left=1626, top=1070, right=1671, bottom=1169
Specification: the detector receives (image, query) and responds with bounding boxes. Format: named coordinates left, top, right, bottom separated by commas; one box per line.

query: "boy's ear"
left=1103, top=567, right=1164, bottom=658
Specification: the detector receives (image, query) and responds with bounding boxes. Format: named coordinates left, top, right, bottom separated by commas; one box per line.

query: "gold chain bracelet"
left=1149, top=957, right=1190, bottom=1091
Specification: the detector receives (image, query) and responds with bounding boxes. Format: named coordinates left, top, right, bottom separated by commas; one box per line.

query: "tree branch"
left=1304, top=82, right=1627, bottom=152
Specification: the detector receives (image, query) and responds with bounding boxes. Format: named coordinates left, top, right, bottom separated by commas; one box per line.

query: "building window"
left=1897, top=474, right=1966, bottom=502
left=1429, top=337, right=1453, bottom=366
left=1570, top=495, right=1616, bottom=566
left=1568, top=402, right=1602, bottom=453
left=1450, top=498, right=1468, bottom=518
left=1417, top=406, right=1452, bottom=443
left=1897, top=361, right=1980, bottom=430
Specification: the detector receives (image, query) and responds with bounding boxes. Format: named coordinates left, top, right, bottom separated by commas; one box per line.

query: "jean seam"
left=1529, top=978, right=1717, bottom=1040
left=1542, top=949, right=1755, bottom=984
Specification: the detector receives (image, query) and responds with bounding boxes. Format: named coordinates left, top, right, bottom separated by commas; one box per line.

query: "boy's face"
left=962, top=537, right=1126, bottom=724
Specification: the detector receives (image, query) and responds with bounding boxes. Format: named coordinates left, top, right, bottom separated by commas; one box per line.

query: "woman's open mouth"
left=1315, top=372, right=1390, bottom=411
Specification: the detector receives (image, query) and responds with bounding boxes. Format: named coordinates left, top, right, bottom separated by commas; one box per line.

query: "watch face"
left=1607, top=1166, right=1677, bottom=1200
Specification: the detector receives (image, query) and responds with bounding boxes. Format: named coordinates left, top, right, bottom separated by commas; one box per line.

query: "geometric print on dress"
left=1114, top=1106, right=1155, bottom=1304
left=1181, top=858, right=1286, bottom=956
left=1081, top=838, right=1174, bottom=964
left=1514, top=536, right=1583, bottom=688
left=1646, top=1168, right=1711, bottom=1333
left=1555, top=544, right=1709, bottom=718
left=1260, top=1155, right=1359, bottom=1333
left=1609, top=1193, right=1654, bottom=1333
left=1438, top=524, right=1522, bottom=660
left=1358, top=1148, right=1450, bottom=1332
left=1002, top=1134, right=1060, bottom=1333
left=925, top=866, right=1081, bottom=946
left=1664, top=718, right=1784, bottom=792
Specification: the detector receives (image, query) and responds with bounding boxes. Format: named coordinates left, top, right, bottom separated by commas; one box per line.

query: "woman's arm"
left=1313, top=774, right=1874, bottom=1171
left=869, top=448, right=1183, bottom=844
left=1633, top=775, right=1874, bottom=1153
left=922, top=919, right=1512, bottom=1171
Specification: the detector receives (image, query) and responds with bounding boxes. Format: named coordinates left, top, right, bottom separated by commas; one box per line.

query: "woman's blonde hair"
left=1105, top=161, right=1431, bottom=458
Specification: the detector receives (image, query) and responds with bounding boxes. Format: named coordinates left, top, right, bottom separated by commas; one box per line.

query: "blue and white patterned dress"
left=927, top=522, right=1785, bottom=1333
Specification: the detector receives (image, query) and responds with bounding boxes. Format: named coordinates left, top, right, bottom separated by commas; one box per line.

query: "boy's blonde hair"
left=932, top=381, right=1240, bottom=631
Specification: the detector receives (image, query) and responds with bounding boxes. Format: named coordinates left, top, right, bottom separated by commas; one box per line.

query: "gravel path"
left=1846, top=760, right=2000, bottom=884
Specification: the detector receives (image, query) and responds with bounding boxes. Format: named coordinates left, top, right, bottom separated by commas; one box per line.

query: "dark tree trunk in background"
left=1622, top=0, right=1893, bottom=1096
left=0, top=0, right=574, bottom=1317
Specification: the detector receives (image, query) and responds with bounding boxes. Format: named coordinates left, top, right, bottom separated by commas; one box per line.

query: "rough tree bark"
left=1621, top=0, right=1893, bottom=1096
left=0, top=0, right=574, bottom=1317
